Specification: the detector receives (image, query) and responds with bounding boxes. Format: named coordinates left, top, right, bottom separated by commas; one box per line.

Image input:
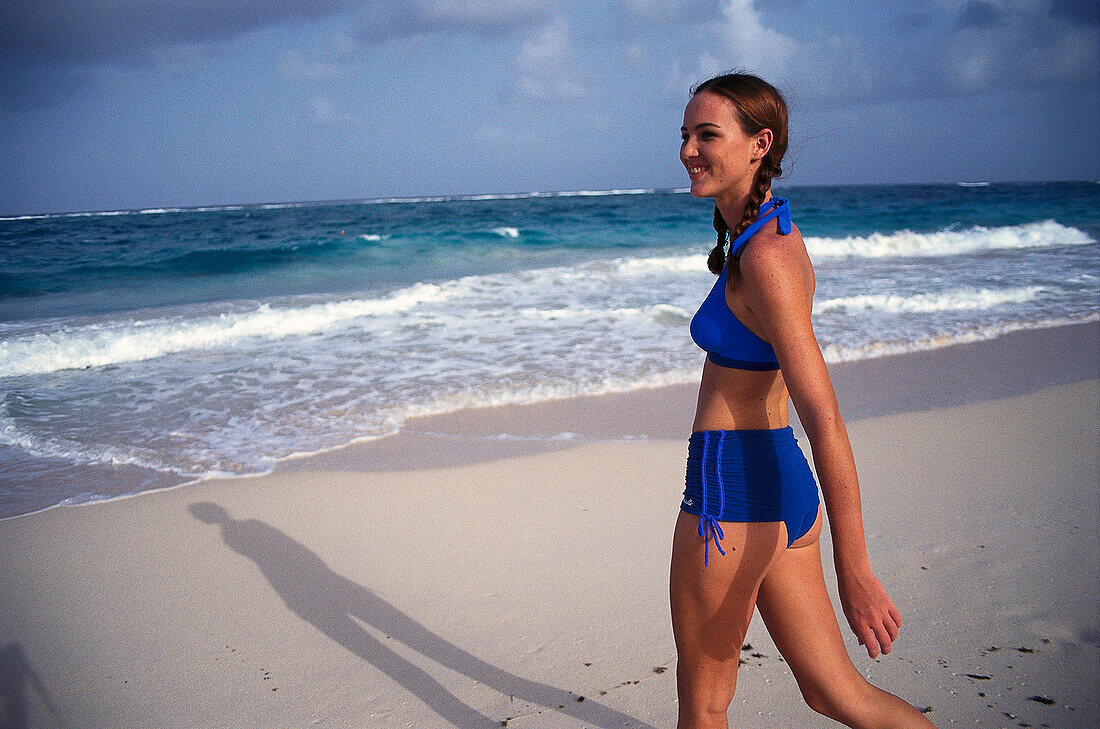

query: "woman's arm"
left=738, top=228, right=903, bottom=658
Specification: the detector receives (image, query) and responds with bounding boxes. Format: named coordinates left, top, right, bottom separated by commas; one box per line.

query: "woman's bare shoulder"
left=738, top=222, right=810, bottom=281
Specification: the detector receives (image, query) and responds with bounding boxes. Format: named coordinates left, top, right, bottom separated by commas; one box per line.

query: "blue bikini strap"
left=728, top=198, right=791, bottom=259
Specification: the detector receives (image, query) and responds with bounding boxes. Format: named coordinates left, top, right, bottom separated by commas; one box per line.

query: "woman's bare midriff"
left=691, top=359, right=791, bottom=432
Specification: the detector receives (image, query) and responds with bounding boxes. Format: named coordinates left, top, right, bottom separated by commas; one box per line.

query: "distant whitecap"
left=806, top=220, right=1093, bottom=258
left=817, top=287, right=1044, bottom=314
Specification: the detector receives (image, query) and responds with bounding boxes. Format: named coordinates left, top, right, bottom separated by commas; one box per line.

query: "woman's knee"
left=800, top=673, right=873, bottom=722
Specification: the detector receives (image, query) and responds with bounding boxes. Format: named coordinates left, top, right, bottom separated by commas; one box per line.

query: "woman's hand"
left=837, top=563, right=903, bottom=658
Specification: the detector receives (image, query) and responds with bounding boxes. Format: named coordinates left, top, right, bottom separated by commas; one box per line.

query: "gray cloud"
left=1052, top=0, right=1100, bottom=25
left=278, top=35, right=358, bottom=82
left=0, top=0, right=562, bottom=108
left=955, top=0, right=1004, bottom=30
left=0, top=0, right=359, bottom=108
left=616, top=0, right=724, bottom=25
left=0, top=0, right=561, bottom=69
left=687, top=0, right=1099, bottom=110
left=514, top=15, right=586, bottom=101
left=894, top=11, right=937, bottom=33
left=0, top=1, right=348, bottom=66
left=0, top=63, right=98, bottom=109
left=354, top=1, right=554, bottom=44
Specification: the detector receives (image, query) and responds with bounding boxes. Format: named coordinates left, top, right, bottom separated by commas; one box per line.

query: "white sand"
left=0, top=340, right=1096, bottom=728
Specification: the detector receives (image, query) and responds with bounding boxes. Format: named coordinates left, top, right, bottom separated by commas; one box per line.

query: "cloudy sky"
left=2, top=0, right=1097, bottom=214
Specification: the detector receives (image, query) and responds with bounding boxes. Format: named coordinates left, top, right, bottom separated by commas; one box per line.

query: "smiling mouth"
left=687, top=166, right=708, bottom=178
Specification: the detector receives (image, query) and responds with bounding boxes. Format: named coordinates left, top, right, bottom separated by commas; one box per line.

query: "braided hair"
left=692, top=73, right=789, bottom=274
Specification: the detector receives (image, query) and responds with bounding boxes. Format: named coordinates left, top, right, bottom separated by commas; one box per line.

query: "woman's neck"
left=715, top=184, right=771, bottom=230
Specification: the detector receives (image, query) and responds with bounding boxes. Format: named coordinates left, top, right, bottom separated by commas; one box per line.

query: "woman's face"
left=680, top=91, right=769, bottom=203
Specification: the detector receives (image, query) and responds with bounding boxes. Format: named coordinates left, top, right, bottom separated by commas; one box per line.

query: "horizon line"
left=3, top=178, right=1096, bottom=221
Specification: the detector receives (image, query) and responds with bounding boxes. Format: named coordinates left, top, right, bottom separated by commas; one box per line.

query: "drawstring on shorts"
left=696, top=431, right=727, bottom=566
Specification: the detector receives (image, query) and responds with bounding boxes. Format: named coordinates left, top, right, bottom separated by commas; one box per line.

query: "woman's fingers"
left=870, top=602, right=902, bottom=655
left=858, top=625, right=881, bottom=658
left=851, top=608, right=900, bottom=658
left=890, top=604, right=903, bottom=629
left=873, top=621, right=893, bottom=655
left=885, top=611, right=900, bottom=641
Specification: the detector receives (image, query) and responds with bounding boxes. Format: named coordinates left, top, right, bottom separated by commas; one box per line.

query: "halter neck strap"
left=728, top=198, right=791, bottom=259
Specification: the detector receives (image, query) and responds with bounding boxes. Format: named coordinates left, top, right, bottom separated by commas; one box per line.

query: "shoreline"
left=242, top=319, right=1100, bottom=474
left=3, top=319, right=1096, bottom=522
left=0, top=368, right=1095, bottom=726
left=171, top=317, right=1100, bottom=475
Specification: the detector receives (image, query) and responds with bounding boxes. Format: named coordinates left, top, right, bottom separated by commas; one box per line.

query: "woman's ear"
left=753, top=129, right=774, bottom=161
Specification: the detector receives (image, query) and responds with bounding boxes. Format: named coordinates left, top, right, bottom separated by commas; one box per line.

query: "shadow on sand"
left=0, top=642, right=70, bottom=729
left=190, top=502, right=657, bottom=729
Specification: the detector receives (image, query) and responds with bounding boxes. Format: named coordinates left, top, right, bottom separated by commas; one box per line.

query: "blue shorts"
left=681, top=427, right=820, bottom=564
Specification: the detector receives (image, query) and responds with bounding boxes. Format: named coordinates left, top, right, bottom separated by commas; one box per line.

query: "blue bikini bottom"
left=680, top=427, right=820, bottom=565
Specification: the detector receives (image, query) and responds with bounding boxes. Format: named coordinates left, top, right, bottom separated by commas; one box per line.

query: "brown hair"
left=691, top=73, right=789, bottom=274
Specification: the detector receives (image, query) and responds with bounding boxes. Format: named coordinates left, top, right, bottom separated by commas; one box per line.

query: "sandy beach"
left=1, top=322, right=1097, bottom=728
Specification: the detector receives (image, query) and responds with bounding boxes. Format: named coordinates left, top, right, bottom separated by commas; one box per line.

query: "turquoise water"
left=1, top=182, right=1097, bottom=516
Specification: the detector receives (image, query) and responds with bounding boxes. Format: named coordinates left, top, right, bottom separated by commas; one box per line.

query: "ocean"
left=1, top=182, right=1097, bottom=517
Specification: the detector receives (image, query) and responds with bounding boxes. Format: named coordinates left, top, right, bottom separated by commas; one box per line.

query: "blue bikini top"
left=689, top=198, right=792, bottom=371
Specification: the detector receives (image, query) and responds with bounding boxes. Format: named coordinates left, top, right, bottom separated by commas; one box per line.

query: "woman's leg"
left=755, top=517, right=936, bottom=728
left=670, top=510, right=787, bottom=729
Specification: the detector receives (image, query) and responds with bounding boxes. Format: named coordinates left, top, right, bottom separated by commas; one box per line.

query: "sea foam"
left=0, top=283, right=451, bottom=377
left=817, top=286, right=1044, bottom=314
left=806, top=220, right=1092, bottom=258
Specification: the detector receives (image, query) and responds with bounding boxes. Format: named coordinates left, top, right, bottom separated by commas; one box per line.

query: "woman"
left=671, top=73, right=936, bottom=728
